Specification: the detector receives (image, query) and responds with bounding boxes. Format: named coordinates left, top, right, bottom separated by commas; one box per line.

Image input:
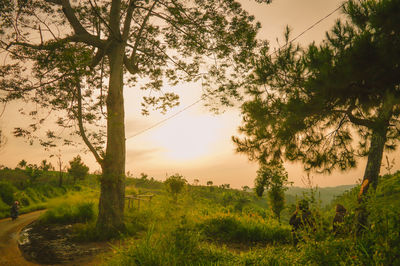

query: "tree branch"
left=44, top=0, right=105, bottom=48
left=75, top=80, right=103, bottom=166
left=124, top=0, right=159, bottom=74
left=122, top=0, right=137, bottom=41
left=109, top=0, right=122, bottom=41
left=346, top=107, right=375, bottom=129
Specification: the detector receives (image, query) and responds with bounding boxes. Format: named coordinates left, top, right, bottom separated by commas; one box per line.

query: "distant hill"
left=284, top=184, right=357, bottom=206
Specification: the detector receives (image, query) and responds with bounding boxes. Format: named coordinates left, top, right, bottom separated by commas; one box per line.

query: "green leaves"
left=235, top=0, right=400, bottom=175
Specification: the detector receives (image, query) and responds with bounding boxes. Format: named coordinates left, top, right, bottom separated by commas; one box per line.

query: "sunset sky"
left=1, top=0, right=396, bottom=188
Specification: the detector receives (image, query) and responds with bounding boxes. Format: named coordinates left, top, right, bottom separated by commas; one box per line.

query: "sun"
left=149, top=113, right=223, bottom=161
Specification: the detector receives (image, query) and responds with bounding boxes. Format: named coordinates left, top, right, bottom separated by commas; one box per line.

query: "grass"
left=2, top=168, right=399, bottom=265
left=38, top=201, right=95, bottom=224
left=198, top=213, right=291, bottom=244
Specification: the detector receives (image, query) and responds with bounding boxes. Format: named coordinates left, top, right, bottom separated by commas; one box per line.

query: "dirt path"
left=0, top=210, right=45, bottom=266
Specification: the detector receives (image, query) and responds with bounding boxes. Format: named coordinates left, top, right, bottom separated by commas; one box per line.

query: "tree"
left=1, top=0, right=266, bottom=235
left=55, top=152, right=64, bottom=187
left=68, top=155, right=89, bottom=183
left=193, top=178, right=199, bottom=186
left=164, top=173, right=187, bottom=202
left=17, top=159, right=27, bottom=169
left=206, top=181, right=213, bottom=186
left=25, top=164, right=41, bottom=183
left=40, top=159, right=53, bottom=171
left=254, top=162, right=288, bottom=221
left=220, top=183, right=230, bottom=189
left=234, top=0, right=400, bottom=229
left=140, top=173, right=148, bottom=180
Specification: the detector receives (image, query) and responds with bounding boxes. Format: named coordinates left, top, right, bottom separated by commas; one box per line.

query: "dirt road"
left=0, top=210, right=45, bottom=266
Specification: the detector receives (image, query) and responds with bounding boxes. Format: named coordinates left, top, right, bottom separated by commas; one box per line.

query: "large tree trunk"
left=356, top=130, right=386, bottom=233
left=356, top=91, right=394, bottom=233
left=358, top=131, right=386, bottom=201
left=96, top=42, right=126, bottom=235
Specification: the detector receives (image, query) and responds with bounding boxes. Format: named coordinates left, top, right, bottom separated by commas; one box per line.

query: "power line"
left=126, top=2, right=345, bottom=140
left=126, top=96, right=205, bottom=139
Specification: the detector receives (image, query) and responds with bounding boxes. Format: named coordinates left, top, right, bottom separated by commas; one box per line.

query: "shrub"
left=0, top=181, right=16, bottom=205
left=198, top=213, right=291, bottom=244
left=39, top=201, right=95, bottom=224
left=164, top=174, right=187, bottom=202
left=0, top=198, right=10, bottom=218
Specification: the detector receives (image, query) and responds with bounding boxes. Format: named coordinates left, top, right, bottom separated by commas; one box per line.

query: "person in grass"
left=289, top=199, right=313, bottom=245
left=333, top=204, right=347, bottom=236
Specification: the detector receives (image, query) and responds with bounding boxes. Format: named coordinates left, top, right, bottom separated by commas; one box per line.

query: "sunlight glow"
left=150, top=113, right=223, bottom=161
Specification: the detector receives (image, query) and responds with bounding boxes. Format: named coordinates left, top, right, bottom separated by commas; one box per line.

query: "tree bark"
left=96, top=42, right=126, bottom=235
left=358, top=131, right=386, bottom=201
left=356, top=130, right=386, bottom=233
left=356, top=91, right=394, bottom=233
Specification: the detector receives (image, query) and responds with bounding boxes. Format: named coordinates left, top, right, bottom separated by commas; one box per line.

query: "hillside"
left=285, top=184, right=356, bottom=206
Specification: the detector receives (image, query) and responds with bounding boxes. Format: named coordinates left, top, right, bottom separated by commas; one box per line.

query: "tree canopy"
left=234, top=0, right=400, bottom=208
left=68, top=155, right=89, bottom=183
left=1, top=0, right=266, bottom=235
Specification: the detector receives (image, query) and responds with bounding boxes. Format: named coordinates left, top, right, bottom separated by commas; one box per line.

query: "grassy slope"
left=0, top=168, right=99, bottom=218
left=106, top=173, right=399, bottom=265
left=285, top=184, right=356, bottom=206
left=2, top=168, right=399, bottom=265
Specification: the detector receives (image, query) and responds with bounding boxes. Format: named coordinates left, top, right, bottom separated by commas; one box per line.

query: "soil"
left=18, top=222, right=111, bottom=265
left=0, top=210, right=45, bottom=266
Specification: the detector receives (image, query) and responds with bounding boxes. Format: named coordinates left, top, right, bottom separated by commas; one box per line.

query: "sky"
left=1, top=0, right=398, bottom=188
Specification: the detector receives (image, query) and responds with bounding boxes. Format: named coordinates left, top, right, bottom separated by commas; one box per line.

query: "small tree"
left=68, top=155, right=89, bottom=184
left=55, top=152, right=64, bottom=187
left=220, top=184, right=231, bottom=189
left=193, top=179, right=200, bottom=186
left=40, top=159, right=53, bottom=172
left=164, top=174, right=187, bottom=202
left=25, top=164, right=41, bottom=183
left=17, top=159, right=27, bottom=169
left=206, top=181, right=213, bottom=186
left=255, top=162, right=289, bottom=221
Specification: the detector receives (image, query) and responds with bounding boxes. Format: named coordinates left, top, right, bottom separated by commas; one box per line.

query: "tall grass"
left=198, top=213, right=291, bottom=244
left=39, top=201, right=95, bottom=224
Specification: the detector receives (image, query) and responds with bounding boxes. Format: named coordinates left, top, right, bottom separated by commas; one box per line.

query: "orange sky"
left=1, top=0, right=397, bottom=188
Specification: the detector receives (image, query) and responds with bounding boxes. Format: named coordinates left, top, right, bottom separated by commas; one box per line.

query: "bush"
left=0, top=181, right=16, bottom=205
left=39, top=201, right=95, bottom=224
left=198, top=213, right=291, bottom=244
left=0, top=198, right=10, bottom=218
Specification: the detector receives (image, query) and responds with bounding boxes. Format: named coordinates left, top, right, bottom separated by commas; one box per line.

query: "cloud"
left=126, top=148, right=161, bottom=162
left=125, top=118, right=154, bottom=138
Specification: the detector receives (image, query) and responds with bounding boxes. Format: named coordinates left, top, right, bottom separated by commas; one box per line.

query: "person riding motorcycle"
left=10, top=201, right=20, bottom=220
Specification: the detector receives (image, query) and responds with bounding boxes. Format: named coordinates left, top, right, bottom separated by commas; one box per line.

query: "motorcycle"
left=10, top=202, right=19, bottom=221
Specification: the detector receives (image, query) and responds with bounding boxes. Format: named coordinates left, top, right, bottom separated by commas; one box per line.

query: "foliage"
left=0, top=0, right=267, bottom=234
left=255, top=162, right=289, bottom=220
left=0, top=167, right=96, bottom=218
left=25, top=164, right=42, bottom=183
left=233, top=0, right=400, bottom=217
left=67, top=155, right=89, bottom=183
left=0, top=181, right=16, bottom=205
left=164, top=173, right=187, bottom=202
left=39, top=201, right=95, bottom=225
left=198, top=213, right=291, bottom=244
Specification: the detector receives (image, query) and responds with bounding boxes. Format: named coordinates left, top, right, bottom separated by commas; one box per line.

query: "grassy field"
left=2, top=167, right=399, bottom=265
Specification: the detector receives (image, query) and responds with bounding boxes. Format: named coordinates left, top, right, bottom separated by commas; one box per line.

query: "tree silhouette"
left=234, top=0, right=400, bottom=230
left=255, top=162, right=288, bottom=221
left=68, top=155, right=89, bottom=184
